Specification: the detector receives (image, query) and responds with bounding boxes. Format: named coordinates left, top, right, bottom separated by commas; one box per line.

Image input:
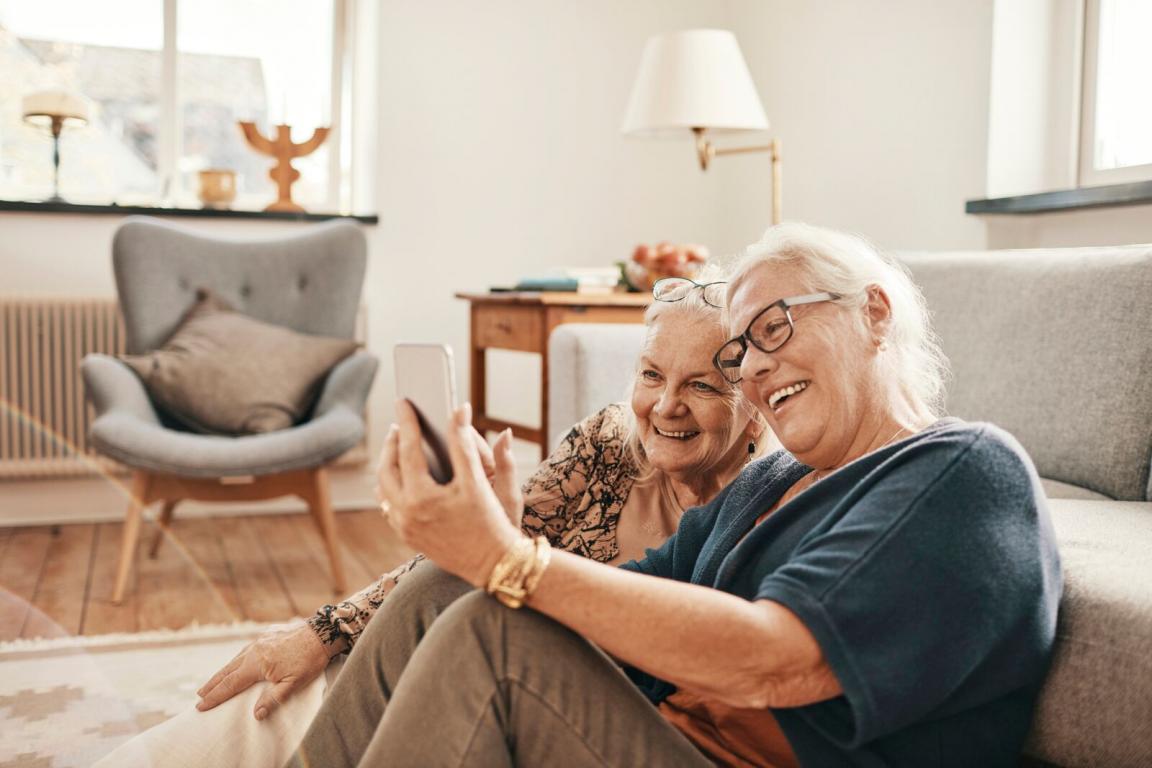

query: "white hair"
left=727, top=222, right=950, bottom=415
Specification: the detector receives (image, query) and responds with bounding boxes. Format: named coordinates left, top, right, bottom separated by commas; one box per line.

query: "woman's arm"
left=519, top=406, right=618, bottom=544
left=308, top=554, right=427, bottom=654
left=198, top=423, right=537, bottom=718
left=381, top=401, right=841, bottom=712
left=196, top=552, right=431, bottom=720
left=525, top=551, right=842, bottom=709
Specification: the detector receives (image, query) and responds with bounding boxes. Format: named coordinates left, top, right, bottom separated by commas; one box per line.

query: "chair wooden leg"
left=113, top=471, right=152, bottom=605
left=307, top=467, right=347, bottom=594
left=148, top=500, right=179, bottom=558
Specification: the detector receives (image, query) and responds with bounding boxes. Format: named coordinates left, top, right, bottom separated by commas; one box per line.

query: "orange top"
left=656, top=488, right=805, bottom=768
left=659, top=688, right=800, bottom=768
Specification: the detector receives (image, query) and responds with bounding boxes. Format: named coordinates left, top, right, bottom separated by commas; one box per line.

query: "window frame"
left=168, top=0, right=351, bottom=211
left=1077, top=0, right=1152, bottom=187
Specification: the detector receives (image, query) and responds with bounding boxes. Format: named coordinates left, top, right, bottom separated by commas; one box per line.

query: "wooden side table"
left=455, top=291, right=650, bottom=456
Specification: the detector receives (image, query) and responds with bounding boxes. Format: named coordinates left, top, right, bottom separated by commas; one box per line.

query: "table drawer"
left=473, top=305, right=543, bottom=352
left=546, top=305, right=648, bottom=327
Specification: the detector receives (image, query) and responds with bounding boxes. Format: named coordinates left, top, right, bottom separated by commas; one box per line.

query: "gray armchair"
left=82, top=216, right=377, bottom=605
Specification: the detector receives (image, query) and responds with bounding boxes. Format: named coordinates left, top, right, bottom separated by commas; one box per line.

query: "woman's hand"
left=375, top=425, right=522, bottom=525
left=378, top=401, right=522, bottom=588
left=195, top=622, right=332, bottom=721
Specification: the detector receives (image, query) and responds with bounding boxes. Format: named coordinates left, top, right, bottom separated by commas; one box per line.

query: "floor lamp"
left=621, top=29, right=782, bottom=225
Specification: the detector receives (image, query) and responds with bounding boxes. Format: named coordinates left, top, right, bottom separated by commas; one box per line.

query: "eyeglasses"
left=651, top=277, right=728, bottom=308
left=712, top=292, right=841, bottom=384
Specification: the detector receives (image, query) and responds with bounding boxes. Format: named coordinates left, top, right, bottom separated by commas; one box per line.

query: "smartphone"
left=393, top=343, right=457, bottom=484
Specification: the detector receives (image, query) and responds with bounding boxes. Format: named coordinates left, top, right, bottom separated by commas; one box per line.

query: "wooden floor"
left=0, top=509, right=413, bottom=641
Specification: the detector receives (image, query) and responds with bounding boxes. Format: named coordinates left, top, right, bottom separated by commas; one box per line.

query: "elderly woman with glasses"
left=98, top=267, right=770, bottom=767
left=285, top=222, right=1062, bottom=768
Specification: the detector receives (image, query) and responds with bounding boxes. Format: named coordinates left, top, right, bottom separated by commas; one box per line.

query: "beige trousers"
left=286, top=559, right=711, bottom=767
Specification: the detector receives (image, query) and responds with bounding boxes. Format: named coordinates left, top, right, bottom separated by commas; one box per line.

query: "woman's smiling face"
left=728, top=263, right=880, bottom=468
left=631, top=312, right=752, bottom=479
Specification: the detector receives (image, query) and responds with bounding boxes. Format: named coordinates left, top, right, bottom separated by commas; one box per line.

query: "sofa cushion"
left=120, top=290, right=358, bottom=435
left=89, top=406, right=366, bottom=477
left=1024, top=499, right=1152, bottom=767
left=900, top=246, right=1152, bottom=501
left=1040, top=479, right=1112, bottom=501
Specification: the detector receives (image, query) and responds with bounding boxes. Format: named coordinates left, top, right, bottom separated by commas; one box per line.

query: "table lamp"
left=622, top=29, right=782, bottom=224
left=22, top=90, right=91, bottom=202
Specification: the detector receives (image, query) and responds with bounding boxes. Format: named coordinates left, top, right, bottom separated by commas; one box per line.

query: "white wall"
left=369, top=0, right=742, bottom=432
left=0, top=214, right=317, bottom=296
left=719, top=0, right=995, bottom=253
left=719, top=0, right=1152, bottom=254
left=984, top=0, right=1081, bottom=198
left=983, top=205, right=1152, bottom=250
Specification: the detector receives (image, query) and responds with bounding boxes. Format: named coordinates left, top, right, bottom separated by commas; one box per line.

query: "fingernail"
left=255, top=707, right=267, bottom=721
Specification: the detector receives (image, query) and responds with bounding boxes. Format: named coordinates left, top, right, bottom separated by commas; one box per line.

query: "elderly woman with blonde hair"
left=292, top=223, right=1061, bottom=767
left=96, top=266, right=772, bottom=767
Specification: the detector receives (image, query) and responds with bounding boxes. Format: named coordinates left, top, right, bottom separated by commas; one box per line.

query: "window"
left=1079, top=0, right=1152, bottom=186
left=0, top=0, right=353, bottom=210
left=0, top=0, right=163, bottom=202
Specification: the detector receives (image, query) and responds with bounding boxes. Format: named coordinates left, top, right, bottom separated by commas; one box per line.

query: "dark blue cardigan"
left=622, top=419, right=1062, bottom=767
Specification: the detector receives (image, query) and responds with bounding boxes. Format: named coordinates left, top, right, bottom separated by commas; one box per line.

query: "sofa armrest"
left=547, top=324, right=646, bottom=449
left=313, top=351, right=379, bottom=419
left=80, top=353, right=162, bottom=425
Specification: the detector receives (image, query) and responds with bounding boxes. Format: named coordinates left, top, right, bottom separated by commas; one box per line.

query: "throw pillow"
left=121, top=289, right=359, bottom=435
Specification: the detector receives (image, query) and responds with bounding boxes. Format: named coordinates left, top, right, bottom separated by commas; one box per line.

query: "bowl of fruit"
left=621, top=242, right=710, bottom=292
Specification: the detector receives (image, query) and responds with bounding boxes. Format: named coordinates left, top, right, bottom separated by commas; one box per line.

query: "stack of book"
left=506, top=267, right=622, bottom=295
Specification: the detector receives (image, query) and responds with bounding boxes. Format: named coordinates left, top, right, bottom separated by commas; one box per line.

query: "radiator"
left=0, top=299, right=125, bottom=479
left=0, top=299, right=369, bottom=480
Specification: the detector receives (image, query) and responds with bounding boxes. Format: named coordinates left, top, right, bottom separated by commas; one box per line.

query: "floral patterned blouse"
left=307, top=403, right=638, bottom=653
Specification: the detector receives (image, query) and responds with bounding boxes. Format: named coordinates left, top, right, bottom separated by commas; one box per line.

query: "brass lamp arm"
left=691, top=127, right=783, bottom=224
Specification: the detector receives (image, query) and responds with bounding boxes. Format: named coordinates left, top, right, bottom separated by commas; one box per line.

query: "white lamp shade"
left=22, top=90, right=91, bottom=126
left=621, top=29, right=768, bottom=137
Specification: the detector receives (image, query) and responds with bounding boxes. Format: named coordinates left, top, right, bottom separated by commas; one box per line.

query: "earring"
left=747, top=440, right=756, bottom=463
left=877, top=339, right=889, bottom=351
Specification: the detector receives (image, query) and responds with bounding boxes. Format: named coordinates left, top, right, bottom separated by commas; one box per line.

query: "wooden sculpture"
left=238, top=121, right=330, bottom=213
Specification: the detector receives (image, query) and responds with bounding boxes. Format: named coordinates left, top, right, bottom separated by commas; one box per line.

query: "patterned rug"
left=0, top=622, right=276, bottom=768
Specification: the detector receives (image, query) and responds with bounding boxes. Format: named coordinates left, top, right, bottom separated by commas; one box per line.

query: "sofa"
left=547, top=243, right=1152, bottom=768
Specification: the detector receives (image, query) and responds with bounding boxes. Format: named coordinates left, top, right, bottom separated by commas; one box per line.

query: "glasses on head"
left=651, top=277, right=728, bottom=309
left=712, top=292, right=841, bottom=384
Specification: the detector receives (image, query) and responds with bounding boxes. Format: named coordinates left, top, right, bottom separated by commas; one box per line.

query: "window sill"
left=966, top=180, right=1152, bottom=215
left=0, top=199, right=378, bottom=224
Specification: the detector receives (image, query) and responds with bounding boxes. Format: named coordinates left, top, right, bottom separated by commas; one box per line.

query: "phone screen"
left=394, top=344, right=457, bottom=483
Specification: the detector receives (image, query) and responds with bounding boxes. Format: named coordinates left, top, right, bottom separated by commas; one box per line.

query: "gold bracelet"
left=523, top=536, right=552, bottom=596
left=486, top=538, right=532, bottom=590
left=485, top=538, right=534, bottom=606
left=485, top=536, right=552, bottom=609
